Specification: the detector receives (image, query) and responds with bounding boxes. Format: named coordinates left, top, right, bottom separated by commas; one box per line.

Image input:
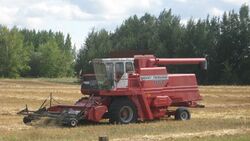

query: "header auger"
left=18, top=55, right=206, bottom=127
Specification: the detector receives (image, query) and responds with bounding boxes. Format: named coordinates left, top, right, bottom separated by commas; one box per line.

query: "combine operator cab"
left=82, top=58, right=134, bottom=92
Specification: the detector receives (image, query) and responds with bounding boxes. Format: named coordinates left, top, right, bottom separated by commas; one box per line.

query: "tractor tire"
left=175, top=107, right=191, bottom=120
left=23, top=116, right=32, bottom=124
left=109, top=98, right=137, bottom=124
left=68, top=118, right=78, bottom=127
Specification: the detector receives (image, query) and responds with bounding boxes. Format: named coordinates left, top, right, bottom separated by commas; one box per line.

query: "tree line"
left=76, top=5, right=250, bottom=84
left=0, top=5, right=249, bottom=84
left=0, top=27, right=75, bottom=77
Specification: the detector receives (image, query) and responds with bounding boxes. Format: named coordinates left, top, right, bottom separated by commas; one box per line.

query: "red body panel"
left=87, top=105, right=107, bottom=122
left=152, top=96, right=172, bottom=107
left=139, top=67, right=168, bottom=88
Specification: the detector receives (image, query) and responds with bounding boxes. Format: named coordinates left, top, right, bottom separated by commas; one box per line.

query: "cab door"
left=115, top=61, right=134, bottom=88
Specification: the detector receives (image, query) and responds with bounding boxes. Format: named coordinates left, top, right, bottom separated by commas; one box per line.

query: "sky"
left=0, top=0, right=249, bottom=50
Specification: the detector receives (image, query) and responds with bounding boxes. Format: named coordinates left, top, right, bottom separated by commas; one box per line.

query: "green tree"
left=61, top=34, right=74, bottom=76
left=218, top=10, right=241, bottom=84
left=0, top=26, right=30, bottom=77
left=156, top=9, right=183, bottom=58
left=75, top=29, right=112, bottom=74
left=37, top=39, right=62, bottom=77
left=237, top=4, right=250, bottom=83
left=55, top=32, right=65, bottom=49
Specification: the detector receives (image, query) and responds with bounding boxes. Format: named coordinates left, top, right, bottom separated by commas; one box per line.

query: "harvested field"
left=0, top=79, right=250, bottom=141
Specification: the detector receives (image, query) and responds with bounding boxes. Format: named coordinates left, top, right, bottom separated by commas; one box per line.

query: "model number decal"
left=140, top=75, right=168, bottom=81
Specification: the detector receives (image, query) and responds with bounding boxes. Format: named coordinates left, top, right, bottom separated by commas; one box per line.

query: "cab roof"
left=93, top=58, right=134, bottom=63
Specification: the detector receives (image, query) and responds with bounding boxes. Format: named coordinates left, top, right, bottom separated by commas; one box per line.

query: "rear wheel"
left=109, top=98, right=137, bottom=124
left=175, top=107, right=191, bottom=120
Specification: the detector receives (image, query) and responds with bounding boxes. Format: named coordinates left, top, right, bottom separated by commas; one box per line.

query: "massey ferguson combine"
left=18, top=55, right=206, bottom=127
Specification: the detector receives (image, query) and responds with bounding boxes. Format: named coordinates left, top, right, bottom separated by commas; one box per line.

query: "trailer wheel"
left=109, top=99, right=137, bottom=124
left=68, top=118, right=78, bottom=127
left=23, top=116, right=32, bottom=124
left=175, top=108, right=190, bottom=120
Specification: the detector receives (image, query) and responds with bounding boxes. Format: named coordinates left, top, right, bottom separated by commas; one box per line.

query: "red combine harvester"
left=18, top=55, right=206, bottom=127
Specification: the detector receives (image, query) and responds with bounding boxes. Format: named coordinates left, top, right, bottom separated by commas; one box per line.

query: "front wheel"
left=68, top=118, right=78, bottom=127
left=23, top=116, right=32, bottom=124
left=109, top=98, right=137, bottom=124
left=175, top=107, right=191, bottom=120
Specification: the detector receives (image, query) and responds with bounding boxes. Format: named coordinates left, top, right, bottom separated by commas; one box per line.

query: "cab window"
left=106, top=63, right=114, bottom=81
left=115, top=62, right=124, bottom=80
left=126, top=62, right=133, bottom=73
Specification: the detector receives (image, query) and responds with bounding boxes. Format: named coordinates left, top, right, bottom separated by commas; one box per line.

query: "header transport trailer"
left=18, top=55, right=206, bottom=127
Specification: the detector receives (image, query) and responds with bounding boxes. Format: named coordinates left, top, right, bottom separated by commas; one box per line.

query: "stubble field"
left=0, top=78, right=250, bottom=141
